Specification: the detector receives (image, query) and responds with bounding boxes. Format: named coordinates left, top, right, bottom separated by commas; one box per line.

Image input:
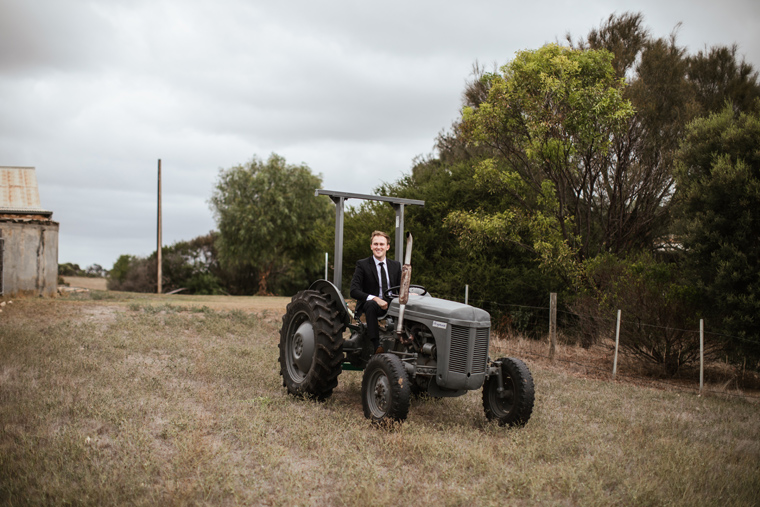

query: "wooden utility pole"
left=157, top=159, right=162, bottom=294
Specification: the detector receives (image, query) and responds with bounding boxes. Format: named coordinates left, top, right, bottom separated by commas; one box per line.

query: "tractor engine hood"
left=387, top=295, right=490, bottom=327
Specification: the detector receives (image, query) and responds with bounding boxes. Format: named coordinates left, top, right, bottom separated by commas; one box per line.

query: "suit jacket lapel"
left=368, top=257, right=380, bottom=289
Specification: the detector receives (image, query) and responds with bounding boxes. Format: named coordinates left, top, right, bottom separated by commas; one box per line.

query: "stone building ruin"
left=0, top=167, right=59, bottom=297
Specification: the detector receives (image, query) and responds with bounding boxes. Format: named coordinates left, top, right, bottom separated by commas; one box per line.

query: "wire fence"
left=432, top=289, right=760, bottom=401
left=516, top=349, right=757, bottom=400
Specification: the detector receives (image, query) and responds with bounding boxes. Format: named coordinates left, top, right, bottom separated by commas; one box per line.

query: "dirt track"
left=131, top=293, right=292, bottom=313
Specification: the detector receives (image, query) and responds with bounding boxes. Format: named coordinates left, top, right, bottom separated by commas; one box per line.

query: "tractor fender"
left=308, top=279, right=352, bottom=326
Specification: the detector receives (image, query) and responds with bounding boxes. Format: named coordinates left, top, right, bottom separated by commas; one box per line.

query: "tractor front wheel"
left=361, top=353, right=411, bottom=424
left=482, top=357, right=535, bottom=427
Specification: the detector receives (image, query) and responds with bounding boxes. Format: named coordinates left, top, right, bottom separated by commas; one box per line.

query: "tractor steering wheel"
left=384, top=285, right=428, bottom=299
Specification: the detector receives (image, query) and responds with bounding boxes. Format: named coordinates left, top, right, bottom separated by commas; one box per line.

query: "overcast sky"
left=2, top=0, right=758, bottom=269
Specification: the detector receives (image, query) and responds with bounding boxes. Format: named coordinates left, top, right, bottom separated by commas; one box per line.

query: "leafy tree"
left=159, top=232, right=225, bottom=295
left=674, top=105, right=760, bottom=363
left=108, top=233, right=226, bottom=295
left=687, top=44, right=760, bottom=116
left=572, top=14, right=697, bottom=255
left=450, top=43, right=634, bottom=280
left=340, top=155, right=562, bottom=337
left=107, top=255, right=154, bottom=292
left=571, top=12, right=760, bottom=257
left=85, top=264, right=106, bottom=277
left=109, top=255, right=134, bottom=286
left=59, top=263, right=106, bottom=277
left=58, top=262, right=84, bottom=277
left=209, top=154, right=333, bottom=295
left=582, top=11, right=650, bottom=80
left=561, top=12, right=760, bottom=360
left=435, top=14, right=758, bottom=277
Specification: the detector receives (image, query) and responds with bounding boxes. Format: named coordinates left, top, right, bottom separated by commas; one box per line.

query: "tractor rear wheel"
left=482, top=357, right=534, bottom=427
left=362, top=353, right=411, bottom=424
left=279, top=290, right=345, bottom=399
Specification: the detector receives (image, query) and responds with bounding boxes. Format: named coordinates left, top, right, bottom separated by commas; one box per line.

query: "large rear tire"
left=482, top=357, right=534, bottom=427
left=362, top=353, right=411, bottom=424
left=279, top=290, right=345, bottom=399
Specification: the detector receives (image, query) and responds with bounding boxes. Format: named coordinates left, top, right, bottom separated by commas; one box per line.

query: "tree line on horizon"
left=105, top=12, right=760, bottom=375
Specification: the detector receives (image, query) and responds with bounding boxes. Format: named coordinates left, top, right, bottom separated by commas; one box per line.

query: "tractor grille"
left=474, top=327, right=490, bottom=373
left=450, top=325, right=490, bottom=375
left=450, top=326, right=469, bottom=374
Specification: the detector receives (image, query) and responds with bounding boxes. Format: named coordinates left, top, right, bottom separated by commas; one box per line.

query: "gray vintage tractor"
left=278, top=231, right=535, bottom=426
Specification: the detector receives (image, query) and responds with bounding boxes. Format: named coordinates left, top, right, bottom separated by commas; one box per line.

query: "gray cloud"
left=1, top=0, right=758, bottom=268
left=0, top=0, right=117, bottom=74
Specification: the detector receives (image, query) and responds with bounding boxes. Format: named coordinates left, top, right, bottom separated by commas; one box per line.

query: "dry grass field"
left=1, top=291, right=758, bottom=506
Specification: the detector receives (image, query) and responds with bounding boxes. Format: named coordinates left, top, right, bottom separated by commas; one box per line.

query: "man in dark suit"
left=350, top=230, right=401, bottom=353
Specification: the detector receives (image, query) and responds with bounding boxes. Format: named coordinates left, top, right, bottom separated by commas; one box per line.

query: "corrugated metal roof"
left=0, top=166, right=52, bottom=215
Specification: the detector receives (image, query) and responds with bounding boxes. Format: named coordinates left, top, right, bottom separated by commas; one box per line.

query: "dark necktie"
left=379, top=262, right=387, bottom=298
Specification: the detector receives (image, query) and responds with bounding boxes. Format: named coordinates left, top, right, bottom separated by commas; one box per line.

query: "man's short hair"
left=370, top=230, right=391, bottom=244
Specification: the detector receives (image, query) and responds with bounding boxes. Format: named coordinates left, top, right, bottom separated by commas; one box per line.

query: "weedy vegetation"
left=1, top=293, right=758, bottom=506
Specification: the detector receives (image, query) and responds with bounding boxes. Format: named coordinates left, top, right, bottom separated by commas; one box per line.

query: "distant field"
left=1, top=295, right=758, bottom=505
left=61, top=276, right=108, bottom=291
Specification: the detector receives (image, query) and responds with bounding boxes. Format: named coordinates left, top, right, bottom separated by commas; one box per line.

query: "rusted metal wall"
left=0, top=218, right=59, bottom=297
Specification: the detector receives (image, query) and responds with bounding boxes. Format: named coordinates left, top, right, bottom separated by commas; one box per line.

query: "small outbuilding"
left=0, top=167, right=59, bottom=297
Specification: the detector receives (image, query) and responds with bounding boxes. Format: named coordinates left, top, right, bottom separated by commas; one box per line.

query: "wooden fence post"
left=549, top=292, right=557, bottom=361
left=700, top=319, right=704, bottom=395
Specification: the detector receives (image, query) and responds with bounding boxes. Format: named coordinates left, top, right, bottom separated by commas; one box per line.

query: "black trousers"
left=362, top=299, right=388, bottom=350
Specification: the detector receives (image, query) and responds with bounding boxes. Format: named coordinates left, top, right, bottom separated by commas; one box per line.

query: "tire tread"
left=278, top=290, right=345, bottom=399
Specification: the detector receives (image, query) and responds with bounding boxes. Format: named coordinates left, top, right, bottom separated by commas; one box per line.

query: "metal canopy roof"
left=0, top=167, right=52, bottom=216
left=315, top=189, right=425, bottom=207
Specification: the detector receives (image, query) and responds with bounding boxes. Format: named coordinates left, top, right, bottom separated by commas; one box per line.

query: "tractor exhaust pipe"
left=396, top=232, right=413, bottom=337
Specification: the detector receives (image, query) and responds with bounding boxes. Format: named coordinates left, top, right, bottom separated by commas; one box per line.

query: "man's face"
left=371, top=235, right=390, bottom=261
